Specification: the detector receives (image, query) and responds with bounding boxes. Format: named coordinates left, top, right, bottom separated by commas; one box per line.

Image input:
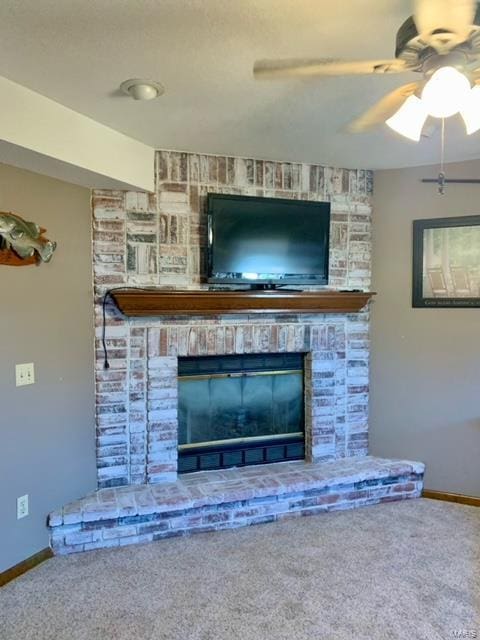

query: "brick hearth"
left=49, top=456, right=425, bottom=554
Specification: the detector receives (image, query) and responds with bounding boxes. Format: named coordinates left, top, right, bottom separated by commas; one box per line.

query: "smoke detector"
left=120, top=78, right=165, bottom=101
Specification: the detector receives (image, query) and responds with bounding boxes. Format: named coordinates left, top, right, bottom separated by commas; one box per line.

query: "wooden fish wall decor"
left=0, top=211, right=57, bottom=266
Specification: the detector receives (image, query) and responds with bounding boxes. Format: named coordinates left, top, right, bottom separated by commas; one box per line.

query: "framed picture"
left=413, top=215, right=480, bottom=308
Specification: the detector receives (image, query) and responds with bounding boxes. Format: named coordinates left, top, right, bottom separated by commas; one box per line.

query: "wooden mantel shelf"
left=110, top=289, right=375, bottom=317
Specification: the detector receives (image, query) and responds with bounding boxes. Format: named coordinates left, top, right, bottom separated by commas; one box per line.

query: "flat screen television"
left=207, top=193, right=330, bottom=287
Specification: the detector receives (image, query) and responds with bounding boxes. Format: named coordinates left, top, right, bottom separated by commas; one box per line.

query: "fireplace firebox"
left=178, top=353, right=305, bottom=473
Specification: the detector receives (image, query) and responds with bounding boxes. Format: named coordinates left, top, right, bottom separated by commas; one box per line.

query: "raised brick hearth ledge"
left=49, top=456, right=424, bottom=554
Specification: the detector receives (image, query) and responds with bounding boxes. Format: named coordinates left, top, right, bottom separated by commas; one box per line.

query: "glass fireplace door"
left=177, top=353, right=305, bottom=473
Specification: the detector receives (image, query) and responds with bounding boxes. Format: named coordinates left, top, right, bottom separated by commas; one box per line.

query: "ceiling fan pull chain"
left=438, top=118, right=446, bottom=195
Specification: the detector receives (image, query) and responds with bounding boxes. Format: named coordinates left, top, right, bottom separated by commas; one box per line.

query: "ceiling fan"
left=253, top=0, right=480, bottom=141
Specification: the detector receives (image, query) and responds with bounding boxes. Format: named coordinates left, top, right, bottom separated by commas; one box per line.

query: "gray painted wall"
left=0, top=163, right=96, bottom=572
left=371, top=160, right=480, bottom=496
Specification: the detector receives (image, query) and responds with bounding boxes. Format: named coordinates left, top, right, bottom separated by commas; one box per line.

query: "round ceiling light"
left=120, top=78, right=165, bottom=101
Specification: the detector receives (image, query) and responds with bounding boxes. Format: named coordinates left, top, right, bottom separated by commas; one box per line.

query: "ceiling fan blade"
left=347, top=82, right=420, bottom=133
left=413, top=0, right=476, bottom=52
left=253, top=58, right=408, bottom=79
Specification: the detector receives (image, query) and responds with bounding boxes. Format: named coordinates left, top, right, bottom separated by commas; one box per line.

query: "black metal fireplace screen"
left=178, top=353, right=305, bottom=473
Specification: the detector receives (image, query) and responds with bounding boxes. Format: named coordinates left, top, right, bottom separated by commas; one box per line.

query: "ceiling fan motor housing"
left=395, top=8, right=480, bottom=74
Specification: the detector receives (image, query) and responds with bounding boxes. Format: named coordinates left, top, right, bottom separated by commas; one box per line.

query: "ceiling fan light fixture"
left=385, top=95, right=428, bottom=142
left=460, top=85, right=480, bottom=134
left=421, top=66, right=471, bottom=118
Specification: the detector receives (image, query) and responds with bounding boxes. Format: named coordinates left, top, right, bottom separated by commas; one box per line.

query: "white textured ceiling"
left=2, top=0, right=480, bottom=170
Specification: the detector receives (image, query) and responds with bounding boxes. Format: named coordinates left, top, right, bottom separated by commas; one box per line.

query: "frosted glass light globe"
left=386, top=95, right=428, bottom=141
left=461, top=85, right=480, bottom=134
left=421, top=67, right=471, bottom=118
left=129, top=83, right=159, bottom=100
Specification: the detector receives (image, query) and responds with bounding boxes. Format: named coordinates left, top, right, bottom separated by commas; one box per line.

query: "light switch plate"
left=17, top=494, right=29, bottom=519
left=15, top=363, right=35, bottom=386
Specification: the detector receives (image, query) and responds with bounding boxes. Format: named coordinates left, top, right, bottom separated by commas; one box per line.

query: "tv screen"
left=207, top=194, right=330, bottom=286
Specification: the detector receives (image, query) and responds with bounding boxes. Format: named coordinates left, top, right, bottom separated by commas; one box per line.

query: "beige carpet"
left=1, top=498, right=479, bottom=640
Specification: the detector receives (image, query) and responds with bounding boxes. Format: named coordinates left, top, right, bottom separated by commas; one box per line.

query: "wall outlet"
left=15, top=363, right=35, bottom=387
left=17, top=494, right=29, bottom=519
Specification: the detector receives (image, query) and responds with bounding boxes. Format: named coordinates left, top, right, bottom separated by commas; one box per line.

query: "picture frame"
left=412, top=215, right=480, bottom=308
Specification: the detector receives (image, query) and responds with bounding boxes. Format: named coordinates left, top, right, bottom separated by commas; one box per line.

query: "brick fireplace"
left=47, top=150, right=424, bottom=555
left=93, top=151, right=372, bottom=488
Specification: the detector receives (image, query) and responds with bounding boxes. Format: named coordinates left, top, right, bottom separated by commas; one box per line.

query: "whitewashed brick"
left=92, top=152, right=375, bottom=487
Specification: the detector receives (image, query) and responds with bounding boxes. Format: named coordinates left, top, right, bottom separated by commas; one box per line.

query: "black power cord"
left=102, top=286, right=158, bottom=369
left=102, top=290, right=113, bottom=369
left=102, top=287, right=129, bottom=369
